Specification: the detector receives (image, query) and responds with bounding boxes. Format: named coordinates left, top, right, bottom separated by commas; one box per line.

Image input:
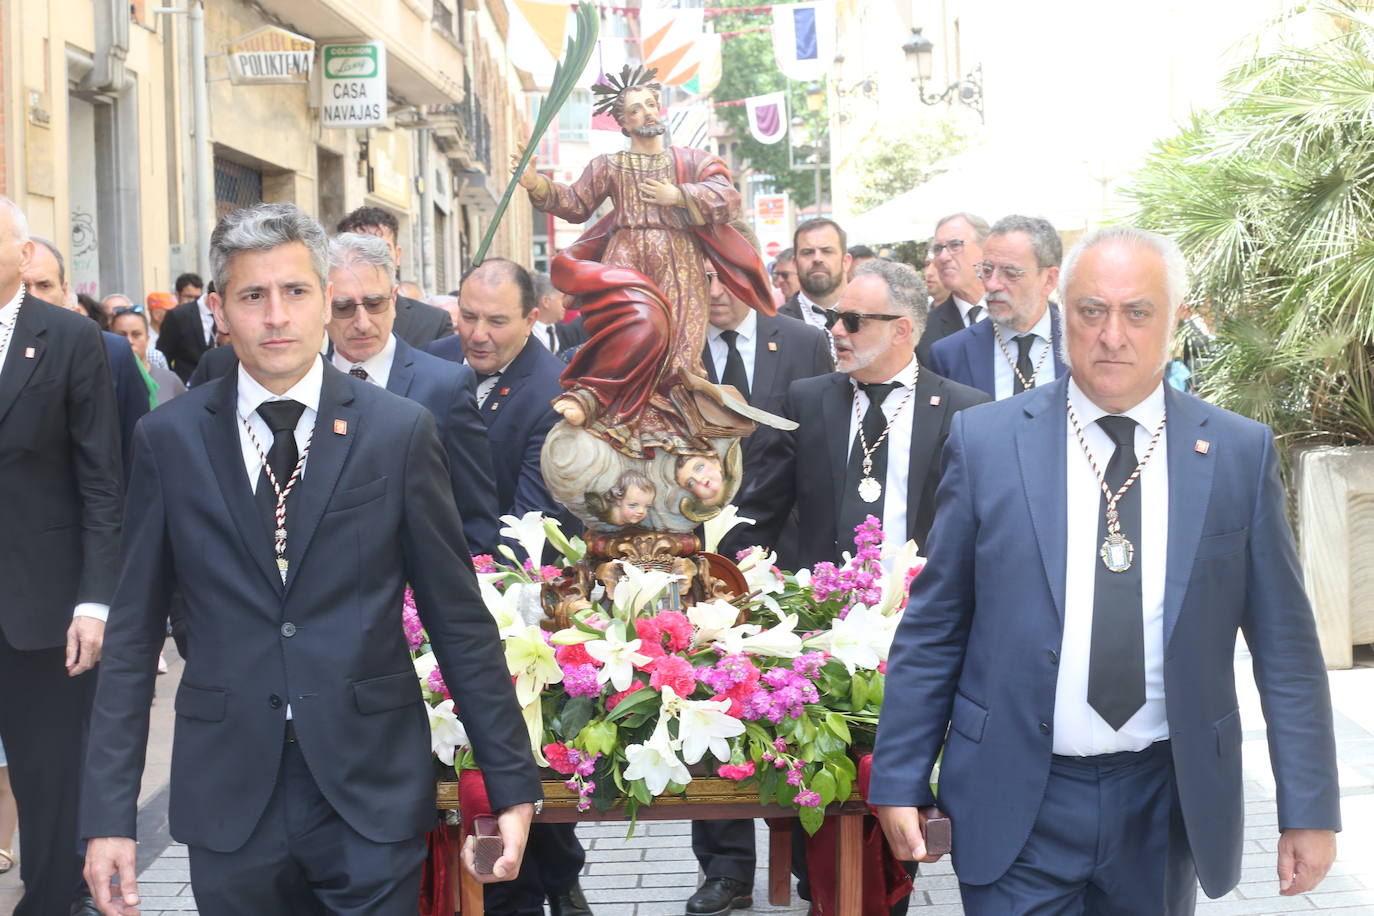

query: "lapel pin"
left=499, top=386, right=511, bottom=396
left=1194, top=439, right=1210, bottom=454
left=489, top=402, right=500, bottom=410
left=768, top=341, right=778, bottom=351
left=929, top=395, right=941, bottom=406
left=333, top=419, right=348, bottom=436
left=24, top=347, right=36, bottom=359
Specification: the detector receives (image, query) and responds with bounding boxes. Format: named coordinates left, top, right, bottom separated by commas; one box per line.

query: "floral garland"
left=406, top=509, right=924, bottom=834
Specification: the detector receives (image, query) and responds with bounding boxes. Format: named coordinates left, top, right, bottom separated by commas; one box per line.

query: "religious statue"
left=514, top=66, right=789, bottom=544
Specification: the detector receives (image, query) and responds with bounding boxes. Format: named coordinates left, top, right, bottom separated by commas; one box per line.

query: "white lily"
left=523, top=698, right=550, bottom=767
left=793, top=567, right=812, bottom=590
left=703, top=505, right=755, bottom=553
left=505, top=625, right=563, bottom=707
left=736, top=546, right=785, bottom=615
left=687, top=599, right=744, bottom=648
left=740, top=612, right=803, bottom=658
left=876, top=539, right=923, bottom=616
left=499, top=510, right=548, bottom=566
left=413, top=651, right=439, bottom=685
left=669, top=688, right=746, bottom=764
left=809, top=604, right=899, bottom=673
left=479, top=577, right=525, bottom=639
left=584, top=625, right=652, bottom=691
left=622, top=718, right=692, bottom=795
left=550, top=626, right=599, bottom=646
left=427, top=699, right=469, bottom=766
left=611, top=561, right=681, bottom=616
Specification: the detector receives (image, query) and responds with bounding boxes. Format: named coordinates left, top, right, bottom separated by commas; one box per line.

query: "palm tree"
left=1125, top=1, right=1374, bottom=447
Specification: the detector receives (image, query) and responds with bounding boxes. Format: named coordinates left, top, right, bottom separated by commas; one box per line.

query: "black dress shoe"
left=686, top=877, right=753, bottom=916
left=549, top=881, right=594, bottom=916
left=69, top=896, right=101, bottom=916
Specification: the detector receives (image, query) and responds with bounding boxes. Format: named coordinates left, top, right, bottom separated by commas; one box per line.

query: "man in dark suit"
left=0, top=197, right=123, bottom=916
left=770, top=248, right=800, bottom=309
left=157, top=285, right=216, bottom=383
left=447, top=258, right=591, bottom=916
left=778, top=220, right=848, bottom=353
left=531, top=272, right=588, bottom=354
left=22, top=236, right=149, bottom=473
left=688, top=266, right=832, bottom=916
left=915, top=212, right=988, bottom=367
left=929, top=215, right=1068, bottom=400
left=81, top=203, right=539, bottom=915
left=730, top=259, right=989, bottom=570
left=337, top=206, right=453, bottom=346
left=871, top=227, right=1340, bottom=914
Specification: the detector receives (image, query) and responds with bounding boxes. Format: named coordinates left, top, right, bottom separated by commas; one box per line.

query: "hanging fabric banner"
left=640, top=8, right=705, bottom=85
left=745, top=91, right=788, bottom=145
left=771, top=0, right=835, bottom=82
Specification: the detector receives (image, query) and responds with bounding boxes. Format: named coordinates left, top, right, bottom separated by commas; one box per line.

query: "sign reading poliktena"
left=226, top=26, right=314, bottom=85
left=321, top=42, right=388, bottom=129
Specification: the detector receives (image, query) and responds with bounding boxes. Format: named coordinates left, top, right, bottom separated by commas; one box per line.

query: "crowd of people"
left=0, top=180, right=1341, bottom=916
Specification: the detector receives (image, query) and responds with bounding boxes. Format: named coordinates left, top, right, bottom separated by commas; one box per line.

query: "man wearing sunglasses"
left=727, top=259, right=988, bottom=570
left=928, top=215, right=1068, bottom=400
left=915, top=212, right=989, bottom=368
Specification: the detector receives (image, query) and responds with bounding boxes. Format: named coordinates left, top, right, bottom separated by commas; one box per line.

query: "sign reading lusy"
left=226, top=26, right=315, bottom=86
left=321, top=42, right=388, bottom=128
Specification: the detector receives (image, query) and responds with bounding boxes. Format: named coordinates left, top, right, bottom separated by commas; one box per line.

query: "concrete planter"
left=1294, top=445, right=1374, bottom=669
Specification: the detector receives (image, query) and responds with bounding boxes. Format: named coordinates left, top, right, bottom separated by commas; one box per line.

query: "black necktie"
left=1014, top=334, right=1036, bottom=390
left=254, top=399, right=306, bottom=539
left=719, top=329, right=750, bottom=402
left=547, top=326, right=558, bottom=351
left=965, top=304, right=983, bottom=325
left=838, top=382, right=899, bottom=543
left=349, top=366, right=369, bottom=381
left=1088, top=415, right=1145, bottom=730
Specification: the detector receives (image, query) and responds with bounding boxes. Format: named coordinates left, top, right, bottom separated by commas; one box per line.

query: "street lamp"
left=902, top=27, right=984, bottom=123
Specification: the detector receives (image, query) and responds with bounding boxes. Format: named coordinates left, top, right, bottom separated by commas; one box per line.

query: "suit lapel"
left=751, top=318, right=781, bottom=405
left=201, top=373, right=283, bottom=594
left=822, top=374, right=853, bottom=527
left=387, top=339, right=416, bottom=398
left=700, top=341, right=719, bottom=384
left=283, top=365, right=359, bottom=596
left=1162, top=386, right=1214, bottom=648
left=937, top=298, right=963, bottom=338
left=970, top=323, right=996, bottom=397
left=0, top=294, right=46, bottom=427
left=483, top=338, right=539, bottom=429
left=904, top=371, right=946, bottom=541
left=1017, top=377, right=1069, bottom=625
left=1050, top=308, right=1069, bottom=378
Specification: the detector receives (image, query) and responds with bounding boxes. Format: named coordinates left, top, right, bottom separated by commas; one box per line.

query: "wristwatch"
left=533, top=799, right=543, bottom=815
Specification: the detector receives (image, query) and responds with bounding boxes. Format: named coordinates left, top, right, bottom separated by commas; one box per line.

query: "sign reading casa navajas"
left=321, top=42, right=388, bottom=129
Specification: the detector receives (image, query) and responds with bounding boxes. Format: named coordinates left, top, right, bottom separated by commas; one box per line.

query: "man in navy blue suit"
left=324, top=233, right=500, bottom=554
left=870, top=226, right=1340, bottom=914
left=928, top=215, right=1068, bottom=400
left=451, top=258, right=592, bottom=916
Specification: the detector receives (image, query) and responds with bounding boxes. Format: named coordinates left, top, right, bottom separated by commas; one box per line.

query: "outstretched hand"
left=511, top=147, right=540, bottom=191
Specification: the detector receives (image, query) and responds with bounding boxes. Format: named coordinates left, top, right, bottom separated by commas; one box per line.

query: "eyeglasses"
left=823, top=309, right=903, bottom=334
left=112, top=305, right=145, bottom=316
left=929, top=239, right=967, bottom=257
left=330, top=295, right=392, bottom=318
left=773, top=270, right=795, bottom=280
left=972, top=261, right=1029, bottom=283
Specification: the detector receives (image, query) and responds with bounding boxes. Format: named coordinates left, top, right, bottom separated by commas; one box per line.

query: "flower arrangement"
left=407, top=510, right=924, bottom=834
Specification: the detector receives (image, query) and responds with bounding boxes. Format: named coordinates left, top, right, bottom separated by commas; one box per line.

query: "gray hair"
left=934, top=212, right=990, bottom=245
left=29, top=236, right=66, bottom=285
left=0, top=196, right=29, bottom=242
left=853, top=259, right=928, bottom=337
left=532, top=271, right=557, bottom=301
left=1057, top=225, right=1189, bottom=371
left=102, top=293, right=133, bottom=308
left=209, top=203, right=330, bottom=296
left=329, top=231, right=396, bottom=277
left=989, top=215, right=1062, bottom=268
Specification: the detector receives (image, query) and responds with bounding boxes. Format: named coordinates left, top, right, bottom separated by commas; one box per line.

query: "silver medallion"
left=1099, top=532, right=1134, bottom=573
left=858, top=476, right=882, bottom=503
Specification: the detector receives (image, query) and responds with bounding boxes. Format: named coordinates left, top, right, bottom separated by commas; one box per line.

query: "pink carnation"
left=605, top=681, right=646, bottom=710
left=472, top=554, right=497, bottom=573
left=556, top=643, right=599, bottom=668
left=648, top=655, right=697, bottom=698
left=717, top=762, right=756, bottom=781
left=540, top=565, right=564, bottom=583
left=544, top=742, right=576, bottom=775
left=651, top=610, right=695, bottom=653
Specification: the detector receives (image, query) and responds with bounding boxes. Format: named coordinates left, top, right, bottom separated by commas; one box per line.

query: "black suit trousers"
left=0, top=629, right=95, bottom=916
left=186, top=730, right=427, bottom=916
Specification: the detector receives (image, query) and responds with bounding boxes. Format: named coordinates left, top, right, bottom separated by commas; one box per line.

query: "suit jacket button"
left=268, top=694, right=283, bottom=709
left=1039, top=722, right=1051, bottom=736
left=1048, top=649, right=1059, bottom=665
left=281, top=622, right=296, bottom=638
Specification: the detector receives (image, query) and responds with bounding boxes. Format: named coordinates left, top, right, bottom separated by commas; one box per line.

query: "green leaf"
left=558, top=696, right=595, bottom=739
left=812, top=769, right=838, bottom=807
left=798, top=804, right=825, bottom=835
left=824, top=712, right=853, bottom=745
left=850, top=673, right=869, bottom=710
left=606, top=686, right=658, bottom=723
left=867, top=673, right=885, bottom=709
left=629, top=778, right=653, bottom=806
left=828, top=763, right=853, bottom=802
left=757, top=765, right=780, bottom=806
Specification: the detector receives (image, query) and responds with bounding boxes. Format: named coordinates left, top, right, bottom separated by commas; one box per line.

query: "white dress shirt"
left=2, top=284, right=109, bottom=621
left=953, top=294, right=986, bottom=327
left=846, top=355, right=918, bottom=564
left=795, top=290, right=836, bottom=360
left=991, top=308, right=1056, bottom=401
left=197, top=295, right=215, bottom=347
left=706, top=309, right=758, bottom=392
left=236, top=356, right=323, bottom=495
left=330, top=333, right=396, bottom=389
left=1054, top=378, right=1169, bottom=756
left=532, top=321, right=560, bottom=352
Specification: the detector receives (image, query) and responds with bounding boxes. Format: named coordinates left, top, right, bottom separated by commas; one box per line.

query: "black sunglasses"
left=822, top=308, right=903, bottom=334
left=330, top=295, right=392, bottom=318
left=112, top=305, right=146, bottom=316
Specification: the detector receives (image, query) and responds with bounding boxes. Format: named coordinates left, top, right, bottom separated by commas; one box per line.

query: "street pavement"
left=5, top=641, right=1372, bottom=915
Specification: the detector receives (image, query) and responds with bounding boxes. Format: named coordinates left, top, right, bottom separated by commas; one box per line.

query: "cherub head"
left=675, top=453, right=725, bottom=506
left=586, top=469, right=657, bottom=528
left=592, top=66, right=664, bottom=139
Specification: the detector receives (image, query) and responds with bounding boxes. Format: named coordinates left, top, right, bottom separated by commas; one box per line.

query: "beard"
left=629, top=122, right=666, bottom=138
left=800, top=265, right=842, bottom=298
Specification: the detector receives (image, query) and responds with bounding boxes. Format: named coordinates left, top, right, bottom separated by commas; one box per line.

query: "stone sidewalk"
left=13, top=643, right=1374, bottom=916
